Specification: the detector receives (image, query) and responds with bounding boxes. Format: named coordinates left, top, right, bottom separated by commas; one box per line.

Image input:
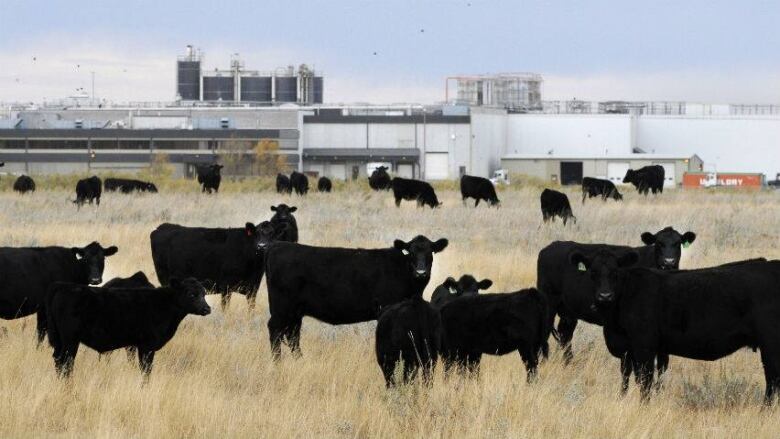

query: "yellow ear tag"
left=578, top=262, right=587, bottom=272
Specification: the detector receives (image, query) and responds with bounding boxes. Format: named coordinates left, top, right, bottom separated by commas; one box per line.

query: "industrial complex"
left=1, top=46, right=779, bottom=186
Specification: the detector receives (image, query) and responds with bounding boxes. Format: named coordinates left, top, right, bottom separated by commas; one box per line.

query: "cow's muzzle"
left=196, top=305, right=212, bottom=316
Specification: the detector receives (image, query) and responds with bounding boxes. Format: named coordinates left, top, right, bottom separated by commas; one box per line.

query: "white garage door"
left=328, top=163, right=346, bottom=180
left=654, top=163, right=676, bottom=187
left=607, top=162, right=630, bottom=184
left=425, top=153, right=449, bottom=180
left=397, top=164, right=414, bottom=179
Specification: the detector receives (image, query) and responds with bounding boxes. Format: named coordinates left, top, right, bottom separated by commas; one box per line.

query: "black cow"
left=104, top=178, right=158, bottom=194
left=317, top=176, right=332, bottom=193
left=270, top=204, right=298, bottom=243
left=103, top=271, right=154, bottom=289
left=540, top=188, right=575, bottom=225
left=368, top=166, right=392, bottom=191
left=391, top=177, right=441, bottom=208
left=151, top=221, right=282, bottom=310
left=265, top=235, right=448, bottom=359
left=438, top=288, right=550, bottom=382
left=0, top=242, right=118, bottom=344
left=375, top=296, right=442, bottom=387
left=430, top=275, right=493, bottom=308
left=623, top=165, right=665, bottom=195
left=45, top=277, right=210, bottom=377
left=571, top=251, right=780, bottom=403
left=290, top=171, right=309, bottom=195
left=537, top=227, right=696, bottom=369
left=13, top=175, right=36, bottom=194
left=196, top=164, right=223, bottom=194
left=276, top=173, right=292, bottom=194
left=581, top=177, right=622, bottom=203
left=460, top=175, right=500, bottom=207
left=74, top=176, right=102, bottom=207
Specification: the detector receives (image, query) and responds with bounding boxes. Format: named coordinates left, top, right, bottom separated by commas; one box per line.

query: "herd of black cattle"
left=4, top=161, right=780, bottom=405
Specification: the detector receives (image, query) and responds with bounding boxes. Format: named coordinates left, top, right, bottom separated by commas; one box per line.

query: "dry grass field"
left=1, top=183, right=779, bottom=438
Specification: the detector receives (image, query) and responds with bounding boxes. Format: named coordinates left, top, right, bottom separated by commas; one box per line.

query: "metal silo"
left=203, top=76, right=235, bottom=101
left=312, top=77, right=324, bottom=104
left=177, top=46, right=201, bottom=100
left=275, top=77, right=297, bottom=103
left=240, top=76, right=272, bottom=102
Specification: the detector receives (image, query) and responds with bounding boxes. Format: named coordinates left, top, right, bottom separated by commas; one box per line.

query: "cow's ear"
left=477, top=279, right=493, bottom=290
left=270, top=205, right=277, bottom=212
left=443, top=277, right=457, bottom=288
left=431, top=238, right=449, bottom=253
left=618, top=251, right=639, bottom=267
left=245, top=223, right=256, bottom=236
left=641, top=232, right=656, bottom=246
left=71, top=247, right=85, bottom=258
left=394, top=240, right=409, bottom=254
left=289, top=206, right=297, bottom=212
left=216, top=165, right=224, bottom=170
left=682, top=232, right=696, bottom=248
left=569, top=251, right=588, bottom=271
left=104, top=246, right=118, bottom=257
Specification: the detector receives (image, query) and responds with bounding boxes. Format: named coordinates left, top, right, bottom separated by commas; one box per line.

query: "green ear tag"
left=682, top=242, right=691, bottom=249
left=578, top=262, right=587, bottom=272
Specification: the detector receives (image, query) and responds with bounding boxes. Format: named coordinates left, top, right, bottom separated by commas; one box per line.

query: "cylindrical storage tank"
left=177, top=61, right=201, bottom=100
left=203, top=76, right=235, bottom=101
left=312, top=77, right=324, bottom=104
left=240, top=76, right=272, bottom=102
left=275, top=76, right=297, bottom=102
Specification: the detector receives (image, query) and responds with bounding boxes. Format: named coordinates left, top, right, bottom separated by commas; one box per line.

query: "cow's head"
left=611, top=190, right=623, bottom=201
left=431, top=274, right=492, bottom=307
left=245, top=221, right=277, bottom=253
left=271, top=204, right=297, bottom=221
left=71, top=242, right=118, bottom=285
left=146, top=183, right=158, bottom=193
left=170, top=277, right=211, bottom=316
left=393, top=235, right=448, bottom=279
left=641, top=226, right=696, bottom=270
left=622, top=169, right=636, bottom=184
left=212, top=164, right=224, bottom=173
left=570, top=249, right=638, bottom=303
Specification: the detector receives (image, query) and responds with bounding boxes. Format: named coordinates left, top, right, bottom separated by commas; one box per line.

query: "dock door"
left=560, top=161, right=583, bottom=185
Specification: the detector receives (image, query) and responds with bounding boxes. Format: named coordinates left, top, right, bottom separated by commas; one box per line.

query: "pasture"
left=0, top=184, right=778, bottom=438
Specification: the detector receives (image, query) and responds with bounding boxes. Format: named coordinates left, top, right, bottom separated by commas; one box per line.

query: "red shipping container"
left=683, top=172, right=764, bottom=188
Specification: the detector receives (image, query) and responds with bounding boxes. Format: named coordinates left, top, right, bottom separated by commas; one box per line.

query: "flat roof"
left=0, top=128, right=296, bottom=140
left=303, top=148, right=419, bottom=160
left=502, top=153, right=699, bottom=161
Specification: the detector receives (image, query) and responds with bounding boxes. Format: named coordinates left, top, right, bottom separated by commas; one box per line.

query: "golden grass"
left=1, top=185, right=779, bottom=438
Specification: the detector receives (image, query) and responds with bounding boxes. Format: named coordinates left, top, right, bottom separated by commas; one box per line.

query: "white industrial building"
left=1, top=100, right=779, bottom=184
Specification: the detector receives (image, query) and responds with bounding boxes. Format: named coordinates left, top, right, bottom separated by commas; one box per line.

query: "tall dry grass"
left=0, top=185, right=779, bottom=438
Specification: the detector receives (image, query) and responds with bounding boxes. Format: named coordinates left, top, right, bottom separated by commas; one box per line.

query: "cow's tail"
left=529, top=288, right=553, bottom=360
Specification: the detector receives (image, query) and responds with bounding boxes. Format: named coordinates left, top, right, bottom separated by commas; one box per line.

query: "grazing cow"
left=74, top=176, right=102, bottom=207
left=460, top=175, right=500, bottom=207
left=150, top=220, right=281, bottom=310
left=391, top=177, right=441, bottom=208
left=537, top=227, right=696, bottom=370
left=13, top=175, right=36, bottom=194
left=265, top=235, right=448, bottom=359
left=290, top=171, right=309, bottom=195
left=196, top=164, right=223, bottom=194
left=270, top=204, right=298, bottom=243
left=430, top=275, right=493, bottom=308
left=581, top=177, right=622, bottom=203
left=571, top=251, right=780, bottom=403
left=368, top=166, right=392, bottom=191
left=438, top=288, right=550, bottom=382
left=103, top=271, right=154, bottom=289
left=0, top=242, right=118, bottom=344
left=375, top=296, right=442, bottom=387
left=104, top=178, right=158, bottom=194
left=317, top=176, right=332, bottom=193
left=276, top=173, right=292, bottom=194
left=45, top=278, right=210, bottom=377
left=540, top=189, right=576, bottom=225
left=623, top=165, right=665, bottom=195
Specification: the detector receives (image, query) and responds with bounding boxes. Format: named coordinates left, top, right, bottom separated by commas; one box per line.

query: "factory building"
left=176, top=46, right=323, bottom=105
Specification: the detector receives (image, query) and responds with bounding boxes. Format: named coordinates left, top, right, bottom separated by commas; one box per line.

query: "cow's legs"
left=620, top=353, right=633, bottom=395
left=655, top=353, right=669, bottom=390
left=54, top=341, right=79, bottom=378
left=556, top=315, right=578, bottom=365
left=581, top=191, right=587, bottom=204
left=36, top=310, right=47, bottom=347
left=394, top=197, right=401, bottom=207
left=267, top=315, right=287, bottom=361
left=474, top=199, right=480, bottom=207
left=632, top=351, right=655, bottom=401
left=138, top=349, right=155, bottom=376
left=519, top=347, right=539, bottom=383
left=760, top=348, right=780, bottom=405
left=285, top=318, right=303, bottom=358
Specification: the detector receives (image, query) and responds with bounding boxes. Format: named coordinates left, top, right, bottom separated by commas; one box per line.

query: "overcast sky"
left=1, top=0, right=778, bottom=104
